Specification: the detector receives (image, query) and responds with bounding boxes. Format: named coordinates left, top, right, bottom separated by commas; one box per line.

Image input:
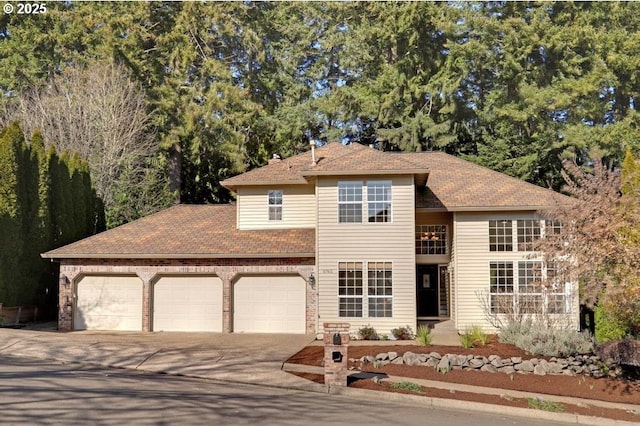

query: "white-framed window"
left=517, top=220, right=541, bottom=251
left=367, top=181, right=392, bottom=223
left=490, top=260, right=568, bottom=315
left=338, top=262, right=363, bottom=317
left=489, top=220, right=513, bottom=251
left=415, top=225, right=447, bottom=255
left=338, top=182, right=363, bottom=223
left=338, top=261, right=393, bottom=318
left=489, top=261, right=514, bottom=313
left=268, top=190, right=283, bottom=221
left=368, top=262, right=392, bottom=317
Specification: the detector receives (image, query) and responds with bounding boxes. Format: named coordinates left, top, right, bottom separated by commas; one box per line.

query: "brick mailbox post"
left=323, top=322, right=350, bottom=388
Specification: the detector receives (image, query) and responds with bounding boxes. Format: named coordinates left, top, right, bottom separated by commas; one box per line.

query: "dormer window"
left=268, top=190, right=283, bottom=221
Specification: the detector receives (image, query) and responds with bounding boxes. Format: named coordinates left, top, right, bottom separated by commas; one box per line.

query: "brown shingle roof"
left=401, top=152, right=571, bottom=210
left=42, top=204, right=315, bottom=259
left=221, top=142, right=366, bottom=189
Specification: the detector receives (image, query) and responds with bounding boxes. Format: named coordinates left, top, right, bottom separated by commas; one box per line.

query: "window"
left=415, top=225, right=447, bottom=255
left=489, top=261, right=514, bottom=313
left=367, top=181, right=392, bottom=222
left=268, top=190, right=283, bottom=221
left=517, top=220, right=541, bottom=251
left=490, top=260, right=568, bottom=315
left=368, top=262, right=392, bottom=317
left=338, top=182, right=363, bottom=223
left=489, top=220, right=513, bottom=251
left=338, top=262, right=363, bottom=317
left=518, top=261, right=543, bottom=313
left=545, top=220, right=562, bottom=236
left=546, top=262, right=567, bottom=314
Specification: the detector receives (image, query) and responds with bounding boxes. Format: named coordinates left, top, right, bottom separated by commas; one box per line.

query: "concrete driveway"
left=0, top=327, right=318, bottom=389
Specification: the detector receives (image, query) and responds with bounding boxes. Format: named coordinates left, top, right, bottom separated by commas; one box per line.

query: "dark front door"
left=417, top=265, right=439, bottom=317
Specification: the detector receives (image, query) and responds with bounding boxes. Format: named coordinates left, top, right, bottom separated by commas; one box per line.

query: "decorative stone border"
left=356, top=351, right=620, bottom=378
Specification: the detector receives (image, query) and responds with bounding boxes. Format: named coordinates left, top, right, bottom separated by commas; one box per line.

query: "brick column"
left=138, top=272, right=155, bottom=332
left=57, top=268, right=79, bottom=332
left=323, top=322, right=350, bottom=389
left=223, top=277, right=232, bottom=333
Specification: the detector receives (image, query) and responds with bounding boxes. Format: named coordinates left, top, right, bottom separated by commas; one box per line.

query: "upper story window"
left=268, top=190, right=283, bottom=221
left=489, top=220, right=513, bottom=251
left=415, top=225, right=447, bottom=255
left=367, top=181, right=392, bottom=223
left=517, top=220, right=541, bottom=251
left=338, top=182, right=363, bottom=223
left=338, top=181, right=392, bottom=223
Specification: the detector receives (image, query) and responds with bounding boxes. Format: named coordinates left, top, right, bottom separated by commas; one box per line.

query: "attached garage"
left=75, top=275, right=143, bottom=331
left=233, top=275, right=306, bottom=333
left=153, top=276, right=223, bottom=332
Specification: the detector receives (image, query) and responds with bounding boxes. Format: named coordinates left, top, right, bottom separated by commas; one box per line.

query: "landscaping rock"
left=429, top=352, right=442, bottom=360
left=375, top=352, right=388, bottom=361
left=511, top=357, right=522, bottom=364
left=533, top=364, right=547, bottom=376
left=514, top=361, right=534, bottom=372
left=469, top=358, right=484, bottom=369
left=437, top=354, right=451, bottom=373
left=391, top=356, right=404, bottom=365
left=388, top=351, right=398, bottom=361
left=403, top=351, right=421, bottom=366
left=501, top=366, right=516, bottom=375
left=481, top=364, right=498, bottom=373
left=491, top=357, right=503, bottom=368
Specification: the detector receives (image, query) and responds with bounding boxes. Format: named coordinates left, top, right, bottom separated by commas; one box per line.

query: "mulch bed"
left=287, top=341, right=640, bottom=423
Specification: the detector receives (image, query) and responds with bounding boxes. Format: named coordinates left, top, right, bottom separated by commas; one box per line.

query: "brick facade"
left=58, top=257, right=316, bottom=333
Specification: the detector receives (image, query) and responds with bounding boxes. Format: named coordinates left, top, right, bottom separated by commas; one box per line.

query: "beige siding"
left=237, top=185, right=316, bottom=230
left=316, top=175, right=416, bottom=336
left=453, top=212, right=578, bottom=332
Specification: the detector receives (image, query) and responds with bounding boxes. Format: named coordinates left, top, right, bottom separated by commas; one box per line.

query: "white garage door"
left=153, top=276, right=223, bottom=332
left=234, top=276, right=306, bottom=333
left=75, top=276, right=143, bottom=331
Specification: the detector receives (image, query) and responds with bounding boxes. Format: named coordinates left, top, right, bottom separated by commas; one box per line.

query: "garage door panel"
left=75, top=276, right=143, bottom=331
left=234, top=276, right=305, bottom=334
left=153, top=276, right=222, bottom=332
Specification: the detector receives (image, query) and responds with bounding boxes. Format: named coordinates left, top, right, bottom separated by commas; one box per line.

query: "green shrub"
left=390, top=381, right=423, bottom=393
left=391, top=325, right=414, bottom=340
left=460, top=332, right=475, bottom=349
left=460, top=325, right=489, bottom=348
left=594, top=305, right=627, bottom=343
left=527, top=397, right=565, bottom=412
left=357, top=324, right=379, bottom=340
left=415, top=325, right=432, bottom=346
left=499, top=319, right=594, bottom=357
left=469, top=325, right=489, bottom=346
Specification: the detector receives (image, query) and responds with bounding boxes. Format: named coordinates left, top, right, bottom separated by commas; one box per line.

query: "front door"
left=416, top=265, right=439, bottom=317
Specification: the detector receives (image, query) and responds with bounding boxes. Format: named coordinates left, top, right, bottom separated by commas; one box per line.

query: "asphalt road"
left=0, top=356, right=568, bottom=426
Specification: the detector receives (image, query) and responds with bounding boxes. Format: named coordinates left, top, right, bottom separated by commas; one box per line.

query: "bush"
left=358, top=324, right=379, bottom=340
left=391, top=325, right=414, bottom=340
left=460, top=332, right=475, bottom=349
left=499, top=319, right=594, bottom=357
left=460, top=325, right=489, bottom=348
left=415, top=325, right=432, bottom=346
left=594, top=305, right=627, bottom=343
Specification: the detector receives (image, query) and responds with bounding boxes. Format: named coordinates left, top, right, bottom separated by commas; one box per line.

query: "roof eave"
left=41, top=252, right=316, bottom=260
left=445, top=205, right=562, bottom=212
left=221, top=179, right=308, bottom=190
left=301, top=168, right=429, bottom=177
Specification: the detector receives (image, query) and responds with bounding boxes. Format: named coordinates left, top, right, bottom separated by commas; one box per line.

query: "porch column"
left=137, top=272, right=155, bottom=332
left=216, top=271, right=233, bottom=333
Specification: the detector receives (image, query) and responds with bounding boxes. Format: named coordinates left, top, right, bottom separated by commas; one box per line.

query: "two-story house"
left=44, top=142, right=576, bottom=335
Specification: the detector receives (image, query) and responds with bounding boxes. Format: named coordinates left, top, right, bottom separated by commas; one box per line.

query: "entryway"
left=416, top=264, right=449, bottom=319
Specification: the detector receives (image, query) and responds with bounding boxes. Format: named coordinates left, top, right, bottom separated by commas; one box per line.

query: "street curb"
left=326, top=385, right=640, bottom=426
